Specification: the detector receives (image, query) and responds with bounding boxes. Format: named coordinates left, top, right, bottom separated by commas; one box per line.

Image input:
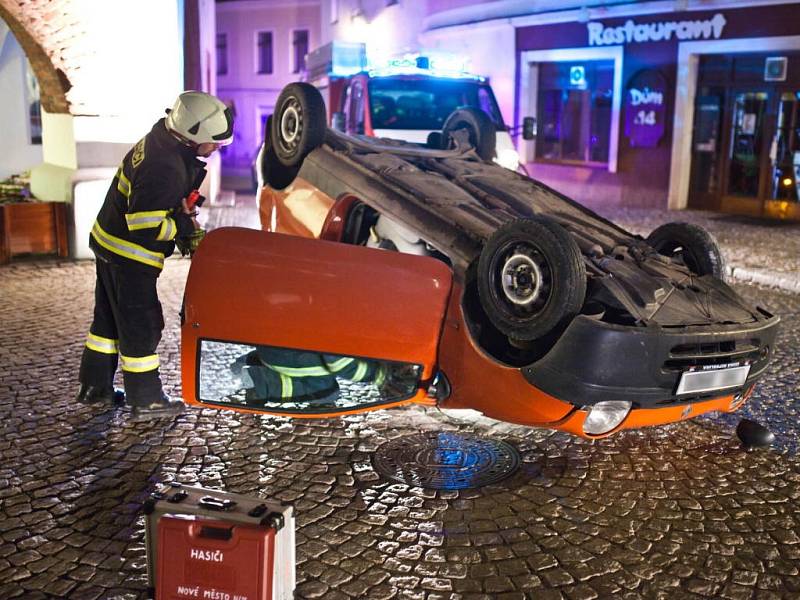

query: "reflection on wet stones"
left=372, top=432, right=521, bottom=490
left=2, top=260, right=800, bottom=598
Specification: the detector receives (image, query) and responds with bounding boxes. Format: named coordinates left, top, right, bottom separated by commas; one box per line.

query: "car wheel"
left=442, top=107, right=496, bottom=162
left=271, top=82, right=326, bottom=167
left=477, top=217, right=586, bottom=342
left=261, top=116, right=300, bottom=190
left=646, top=222, right=725, bottom=280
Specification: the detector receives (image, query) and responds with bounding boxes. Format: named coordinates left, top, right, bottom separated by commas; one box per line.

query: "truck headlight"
left=494, top=148, right=520, bottom=171
left=582, top=401, right=632, bottom=435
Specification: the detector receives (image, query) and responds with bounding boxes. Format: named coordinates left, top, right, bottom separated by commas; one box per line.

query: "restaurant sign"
left=588, top=13, right=726, bottom=46
left=624, top=70, right=668, bottom=148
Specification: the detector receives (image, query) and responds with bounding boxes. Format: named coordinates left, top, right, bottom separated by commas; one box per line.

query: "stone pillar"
left=183, top=0, right=221, bottom=203
left=29, top=109, right=77, bottom=201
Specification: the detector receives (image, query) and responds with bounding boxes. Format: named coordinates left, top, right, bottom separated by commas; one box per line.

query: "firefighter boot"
left=131, top=392, right=185, bottom=421
left=75, top=384, right=125, bottom=406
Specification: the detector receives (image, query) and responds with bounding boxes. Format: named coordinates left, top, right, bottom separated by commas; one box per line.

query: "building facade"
left=0, top=20, right=42, bottom=180
left=318, top=0, right=800, bottom=219
left=215, top=0, right=321, bottom=177
left=1, top=0, right=218, bottom=202
left=424, top=1, right=800, bottom=218
left=214, top=0, right=800, bottom=218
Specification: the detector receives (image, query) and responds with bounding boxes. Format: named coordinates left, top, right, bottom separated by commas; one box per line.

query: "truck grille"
left=663, top=339, right=765, bottom=373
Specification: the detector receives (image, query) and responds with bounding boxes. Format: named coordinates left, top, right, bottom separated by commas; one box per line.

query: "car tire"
left=646, top=222, right=725, bottom=280
left=261, top=116, right=301, bottom=190
left=442, top=107, right=496, bottom=161
left=477, top=217, right=586, bottom=342
left=271, top=82, right=326, bottom=167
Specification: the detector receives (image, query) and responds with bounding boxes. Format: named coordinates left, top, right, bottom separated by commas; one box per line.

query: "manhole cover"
left=372, top=432, right=520, bottom=490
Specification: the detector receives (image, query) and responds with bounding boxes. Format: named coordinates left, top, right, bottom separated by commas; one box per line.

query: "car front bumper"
left=522, top=312, right=780, bottom=409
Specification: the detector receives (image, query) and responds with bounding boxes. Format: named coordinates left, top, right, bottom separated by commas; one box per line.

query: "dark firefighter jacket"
left=90, top=118, right=205, bottom=274
left=240, top=347, right=387, bottom=405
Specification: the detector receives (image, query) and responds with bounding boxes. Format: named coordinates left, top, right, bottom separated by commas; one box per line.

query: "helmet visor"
left=212, top=107, right=234, bottom=145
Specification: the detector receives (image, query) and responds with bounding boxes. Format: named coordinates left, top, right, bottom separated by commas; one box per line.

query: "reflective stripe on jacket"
left=244, top=348, right=386, bottom=403
left=89, top=118, right=205, bottom=273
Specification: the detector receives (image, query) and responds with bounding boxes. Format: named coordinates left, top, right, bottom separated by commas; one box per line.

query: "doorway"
left=688, top=53, right=800, bottom=219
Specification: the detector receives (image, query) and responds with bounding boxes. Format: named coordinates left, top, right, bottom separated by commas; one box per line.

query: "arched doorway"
left=0, top=0, right=219, bottom=258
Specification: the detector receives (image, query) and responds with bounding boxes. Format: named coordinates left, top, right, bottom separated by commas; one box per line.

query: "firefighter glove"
left=176, top=228, right=206, bottom=257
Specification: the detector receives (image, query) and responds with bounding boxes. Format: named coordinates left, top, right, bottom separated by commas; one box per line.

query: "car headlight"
left=582, top=401, right=632, bottom=435
left=729, top=383, right=755, bottom=411
left=494, top=148, right=520, bottom=171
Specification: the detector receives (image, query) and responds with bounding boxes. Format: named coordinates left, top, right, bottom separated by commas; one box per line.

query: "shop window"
left=292, top=30, right=309, bottom=74
left=771, top=91, right=799, bottom=202
left=29, top=100, right=42, bottom=145
left=216, top=33, right=228, bottom=76
left=26, top=69, right=42, bottom=145
left=728, top=91, right=768, bottom=198
left=257, top=31, right=273, bottom=75
left=536, top=60, right=614, bottom=166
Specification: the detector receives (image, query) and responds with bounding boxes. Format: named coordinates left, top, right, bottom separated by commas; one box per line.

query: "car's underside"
left=259, top=86, right=779, bottom=415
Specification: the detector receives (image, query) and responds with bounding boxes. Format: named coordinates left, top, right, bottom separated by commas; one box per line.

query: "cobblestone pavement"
left=1, top=253, right=799, bottom=599
left=598, top=208, right=800, bottom=292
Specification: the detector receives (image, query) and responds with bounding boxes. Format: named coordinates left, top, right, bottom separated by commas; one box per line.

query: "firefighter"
left=233, top=347, right=389, bottom=407
left=75, top=91, right=234, bottom=420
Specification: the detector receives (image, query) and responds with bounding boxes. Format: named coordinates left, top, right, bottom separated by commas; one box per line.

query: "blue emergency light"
left=369, top=53, right=483, bottom=80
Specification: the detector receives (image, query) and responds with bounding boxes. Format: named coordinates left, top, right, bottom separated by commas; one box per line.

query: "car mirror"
left=196, top=340, right=422, bottom=413
left=331, top=112, right=346, bottom=132
left=522, top=116, right=537, bottom=140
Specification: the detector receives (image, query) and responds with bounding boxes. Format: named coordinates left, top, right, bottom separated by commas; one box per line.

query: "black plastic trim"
left=522, top=314, right=780, bottom=407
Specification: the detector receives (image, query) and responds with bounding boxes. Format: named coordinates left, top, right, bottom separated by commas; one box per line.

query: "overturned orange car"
left=181, top=83, right=779, bottom=439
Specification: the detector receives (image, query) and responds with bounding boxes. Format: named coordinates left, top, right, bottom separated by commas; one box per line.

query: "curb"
left=726, top=265, right=800, bottom=294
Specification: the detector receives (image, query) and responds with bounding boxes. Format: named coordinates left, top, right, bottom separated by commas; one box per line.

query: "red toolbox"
left=143, top=483, right=295, bottom=600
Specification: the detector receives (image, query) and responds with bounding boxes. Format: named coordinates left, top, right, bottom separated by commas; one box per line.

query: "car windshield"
left=368, top=76, right=506, bottom=131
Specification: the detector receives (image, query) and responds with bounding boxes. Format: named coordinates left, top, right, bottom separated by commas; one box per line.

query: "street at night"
left=3, top=0, right=800, bottom=598
left=1, top=208, right=799, bottom=598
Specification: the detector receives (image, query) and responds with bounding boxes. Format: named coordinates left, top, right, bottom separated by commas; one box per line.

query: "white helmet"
left=166, top=91, right=234, bottom=146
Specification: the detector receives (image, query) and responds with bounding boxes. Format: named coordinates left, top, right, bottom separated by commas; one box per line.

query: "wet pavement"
left=1, top=245, right=799, bottom=598
left=599, top=207, right=800, bottom=293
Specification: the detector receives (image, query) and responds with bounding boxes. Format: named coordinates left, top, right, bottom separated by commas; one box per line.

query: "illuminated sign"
left=624, top=70, right=667, bottom=148
left=569, top=66, right=586, bottom=87
left=588, top=13, right=726, bottom=46
left=764, top=57, right=788, bottom=82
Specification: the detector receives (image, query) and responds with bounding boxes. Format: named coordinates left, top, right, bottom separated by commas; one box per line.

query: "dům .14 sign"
left=624, top=69, right=667, bottom=148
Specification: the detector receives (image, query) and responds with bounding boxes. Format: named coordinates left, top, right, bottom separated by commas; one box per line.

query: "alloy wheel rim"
left=279, top=99, right=302, bottom=152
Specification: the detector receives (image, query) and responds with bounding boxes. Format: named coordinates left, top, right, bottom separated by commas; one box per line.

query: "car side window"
left=197, top=340, right=421, bottom=412
left=348, top=81, right=365, bottom=135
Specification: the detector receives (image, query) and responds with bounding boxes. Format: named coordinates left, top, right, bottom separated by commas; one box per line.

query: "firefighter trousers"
left=78, top=257, right=164, bottom=406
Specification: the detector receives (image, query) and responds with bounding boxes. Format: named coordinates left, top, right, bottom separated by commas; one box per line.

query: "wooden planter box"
left=0, top=201, right=68, bottom=264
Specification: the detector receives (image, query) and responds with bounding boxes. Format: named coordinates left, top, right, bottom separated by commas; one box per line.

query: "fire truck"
left=302, top=42, right=520, bottom=171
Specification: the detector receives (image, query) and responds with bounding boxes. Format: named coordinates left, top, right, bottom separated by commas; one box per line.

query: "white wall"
left=420, top=21, right=516, bottom=129
left=0, top=22, right=43, bottom=179
left=200, top=0, right=218, bottom=96
left=321, top=0, right=427, bottom=64
left=66, top=0, right=184, bottom=145
left=26, top=1, right=186, bottom=202
left=216, top=0, right=321, bottom=172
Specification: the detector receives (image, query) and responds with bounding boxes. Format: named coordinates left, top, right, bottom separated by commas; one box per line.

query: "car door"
left=344, top=76, right=367, bottom=135
left=182, top=227, right=453, bottom=417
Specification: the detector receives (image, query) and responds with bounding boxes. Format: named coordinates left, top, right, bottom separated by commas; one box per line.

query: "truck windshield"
left=368, top=77, right=506, bottom=131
